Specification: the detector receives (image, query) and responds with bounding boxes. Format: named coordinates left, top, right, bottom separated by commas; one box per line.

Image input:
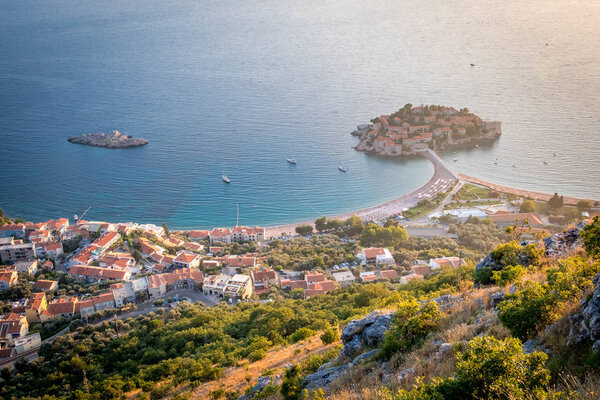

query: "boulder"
left=303, top=364, right=350, bottom=390
left=343, top=335, right=364, bottom=357
left=543, top=221, right=586, bottom=258
left=237, top=376, right=272, bottom=400
left=593, top=340, right=600, bottom=355
left=341, top=311, right=385, bottom=342
left=351, top=349, right=380, bottom=366
left=490, top=291, right=505, bottom=309
left=398, top=368, right=415, bottom=382
left=436, top=343, right=453, bottom=359
left=363, top=314, right=394, bottom=345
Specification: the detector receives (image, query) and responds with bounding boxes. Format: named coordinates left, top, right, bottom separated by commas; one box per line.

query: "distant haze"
left=0, top=0, right=598, bottom=228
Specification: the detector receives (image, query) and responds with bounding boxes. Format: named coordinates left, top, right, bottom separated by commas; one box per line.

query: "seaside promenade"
left=264, top=150, right=459, bottom=238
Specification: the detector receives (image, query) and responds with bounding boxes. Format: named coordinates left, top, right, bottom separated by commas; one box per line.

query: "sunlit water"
left=1, top=0, right=598, bottom=229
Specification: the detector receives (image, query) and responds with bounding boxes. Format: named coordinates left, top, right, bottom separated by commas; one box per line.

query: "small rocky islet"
left=67, top=130, right=148, bottom=149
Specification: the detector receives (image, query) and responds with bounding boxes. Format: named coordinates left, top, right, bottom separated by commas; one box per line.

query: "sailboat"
left=286, top=158, right=297, bottom=164
left=222, top=166, right=231, bottom=183
left=338, top=163, right=348, bottom=172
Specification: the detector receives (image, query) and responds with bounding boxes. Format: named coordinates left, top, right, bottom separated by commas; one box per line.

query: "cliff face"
left=67, top=130, right=148, bottom=148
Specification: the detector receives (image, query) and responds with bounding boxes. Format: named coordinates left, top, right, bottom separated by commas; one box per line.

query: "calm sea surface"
left=1, top=0, right=599, bottom=229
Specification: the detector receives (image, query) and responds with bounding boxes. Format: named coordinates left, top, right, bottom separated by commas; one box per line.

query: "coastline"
left=264, top=150, right=458, bottom=238
left=458, top=174, right=599, bottom=207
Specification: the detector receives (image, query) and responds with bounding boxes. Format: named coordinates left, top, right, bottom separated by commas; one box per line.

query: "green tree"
left=582, top=216, right=600, bottom=258
left=162, top=223, right=169, bottom=237
left=314, top=216, right=328, bottom=232
left=280, top=365, right=303, bottom=400
left=295, top=225, right=314, bottom=235
left=577, top=200, right=592, bottom=213
left=320, top=328, right=338, bottom=345
left=547, top=193, right=564, bottom=209
left=519, top=199, right=536, bottom=213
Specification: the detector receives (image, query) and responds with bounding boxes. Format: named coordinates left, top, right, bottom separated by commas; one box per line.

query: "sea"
left=1, top=0, right=599, bottom=229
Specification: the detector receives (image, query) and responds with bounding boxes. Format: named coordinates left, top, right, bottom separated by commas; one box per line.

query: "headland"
left=68, top=130, right=148, bottom=149
left=352, top=104, right=501, bottom=157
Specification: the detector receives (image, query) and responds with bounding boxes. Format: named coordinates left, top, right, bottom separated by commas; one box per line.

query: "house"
left=76, top=299, right=95, bottom=317
left=305, top=271, right=325, bottom=283
left=399, top=273, right=424, bottom=285
left=251, top=268, right=278, bottom=293
left=379, top=269, right=399, bottom=280
left=232, top=226, right=265, bottom=242
left=93, top=292, right=116, bottom=311
left=209, top=228, right=232, bottom=244
left=14, top=260, right=38, bottom=275
left=163, top=268, right=203, bottom=290
left=318, top=280, right=338, bottom=292
left=203, top=274, right=231, bottom=297
left=202, top=273, right=252, bottom=299
left=223, top=255, right=256, bottom=274
left=202, top=260, right=220, bottom=270
left=183, top=242, right=204, bottom=253
left=99, top=253, right=135, bottom=269
left=189, top=230, right=210, bottom=241
left=357, top=248, right=395, bottom=266
left=24, top=293, right=48, bottom=324
left=405, top=226, right=457, bottom=239
left=46, top=298, right=78, bottom=318
left=360, top=271, right=378, bottom=282
left=111, top=283, right=135, bottom=307
left=0, top=223, right=25, bottom=238
left=147, top=274, right=167, bottom=299
left=0, top=313, right=28, bottom=347
left=13, top=332, right=41, bottom=354
left=208, top=246, right=225, bottom=254
left=429, top=257, right=466, bottom=270
left=0, top=270, right=18, bottom=291
left=411, top=264, right=431, bottom=276
left=33, top=280, right=58, bottom=292
left=304, top=286, right=325, bottom=299
left=69, top=265, right=131, bottom=282
left=39, top=242, right=64, bottom=259
left=223, top=274, right=253, bottom=299
left=173, top=251, right=201, bottom=269
left=137, top=238, right=164, bottom=257
left=0, top=243, right=36, bottom=264
left=332, top=271, right=356, bottom=288
left=41, top=260, right=54, bottom=271
left=93, top=231, right=121, bottom=252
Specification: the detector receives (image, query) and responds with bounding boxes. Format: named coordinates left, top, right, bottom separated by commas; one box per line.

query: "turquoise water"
left=1, top=1, right=599, bottom=229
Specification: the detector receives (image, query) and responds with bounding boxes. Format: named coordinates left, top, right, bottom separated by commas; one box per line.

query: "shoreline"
left=264, top=150, right=458, bottom=238
left=458, top=174, right=599, bottom=206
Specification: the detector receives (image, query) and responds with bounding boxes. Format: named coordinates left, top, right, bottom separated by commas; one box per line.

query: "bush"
left=395, top=336, right=555, bottom=400
left=492, top=264, right=526, bottom=286
left=520, top=199, right=536, bottom=213
left=248, top=349, right=266, bottom=362
left=320, top=328, right=338, bottom=345
left=289, top=327, right=316, bottom=343
left=582, top=216, right=600, bottom=259
left=473, top=267, right=493, bottom=285
left=382, top=299, right=441, bottom=357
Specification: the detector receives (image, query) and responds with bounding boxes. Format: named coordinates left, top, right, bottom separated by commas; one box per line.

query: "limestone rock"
left=303, top=364, right=350, bottom=390
left=351, top=349, right=379, bottom=366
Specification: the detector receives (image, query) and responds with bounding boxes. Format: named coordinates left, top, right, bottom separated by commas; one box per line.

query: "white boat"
left=222, top=175, right=231, bottom=183
left=453, top=157, right=458, bottom=162
left=287, top=158, right=297, bottom=164
left=338, top=164, right=348, bottom=172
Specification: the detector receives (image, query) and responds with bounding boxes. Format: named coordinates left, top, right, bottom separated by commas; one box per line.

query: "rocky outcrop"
left=238, top=375, right=280, bottom=400
left=543, top=221, right=586, bottom=257
left=567, top=273, right=600, bottom=347
left=341, top=311, right=393, bottom=357
left=304, top=311, right=394, bottom=391
left=68, top=130, right=148, bottom=149
left=303, top=364, right=351, bottom=391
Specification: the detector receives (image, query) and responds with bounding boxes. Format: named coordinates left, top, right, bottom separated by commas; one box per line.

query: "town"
left=1, top=179, right=596, bottom=369
left=352, top=104, right=502, bottom=156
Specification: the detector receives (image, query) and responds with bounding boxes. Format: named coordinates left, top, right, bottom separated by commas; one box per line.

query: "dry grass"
left=186, top=334, right=340, bottom=399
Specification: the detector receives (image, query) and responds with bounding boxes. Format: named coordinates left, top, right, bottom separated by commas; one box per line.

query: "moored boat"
left=287, top=159, right=297, bottom=164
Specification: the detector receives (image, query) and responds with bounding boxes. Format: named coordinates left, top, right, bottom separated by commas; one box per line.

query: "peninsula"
left=67, top=130, right=148, bottom=149
left=352, top=104, right=501, bottom=156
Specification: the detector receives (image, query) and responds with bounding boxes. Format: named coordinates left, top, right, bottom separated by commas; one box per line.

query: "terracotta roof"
left=290, top=280, right=308, bottom=290
left=33, top=280, right=57, bottom=290
left=93, top=231, right=119, bottom=248
left=93, top=292, right=115, bottom=305
left=305, top=271, right=324, bottom=283
left=318, top=280, right=337, bottom=292
left=363, top=248, right=386, bottom=259
left=379, top=269, right=399, bottom=279
left=189, top=230, right=210, bottom=239
left=47, top=299, right=77, bottom=315
left=174, top=252, right=200, bottom=264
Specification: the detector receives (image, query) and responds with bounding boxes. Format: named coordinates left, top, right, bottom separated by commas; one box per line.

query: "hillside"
left=2, top=218, right=600, bottom=400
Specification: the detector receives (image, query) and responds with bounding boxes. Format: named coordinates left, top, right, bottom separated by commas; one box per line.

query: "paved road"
left=112, top=289, right=219, bottom=320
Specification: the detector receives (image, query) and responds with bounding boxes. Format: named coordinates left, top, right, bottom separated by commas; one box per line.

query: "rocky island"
left=352, top=104, right=501, bottom=156
left=67, top=130, right=148, bottom=149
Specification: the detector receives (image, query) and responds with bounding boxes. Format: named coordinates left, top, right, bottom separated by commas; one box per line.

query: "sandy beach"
left=264, top=150, right=459, bottom=238
left=458, top=174, right=599, bottom=206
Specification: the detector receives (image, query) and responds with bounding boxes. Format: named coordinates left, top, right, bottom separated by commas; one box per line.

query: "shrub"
left=473, top=267, right=493, bottom=285
left=280, top=365, right=303, bottom=400
left=320, top=328, right=338, bottom=345
left=248, top=349, right=266, bottom=362
left=382, top=299, right=441, bottom=357
left=289, top=327, right=316, bottom=343
left=492, top=264, right=526, bottom=286
left=582, top=216, right=600, bottom=259
left=395, top=336, right=555, bottom=400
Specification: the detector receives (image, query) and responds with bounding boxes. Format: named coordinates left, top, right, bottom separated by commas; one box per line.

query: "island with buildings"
left=351, top=104, right=501, bottom=156
left=67, top=130, right=148, bottom=149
